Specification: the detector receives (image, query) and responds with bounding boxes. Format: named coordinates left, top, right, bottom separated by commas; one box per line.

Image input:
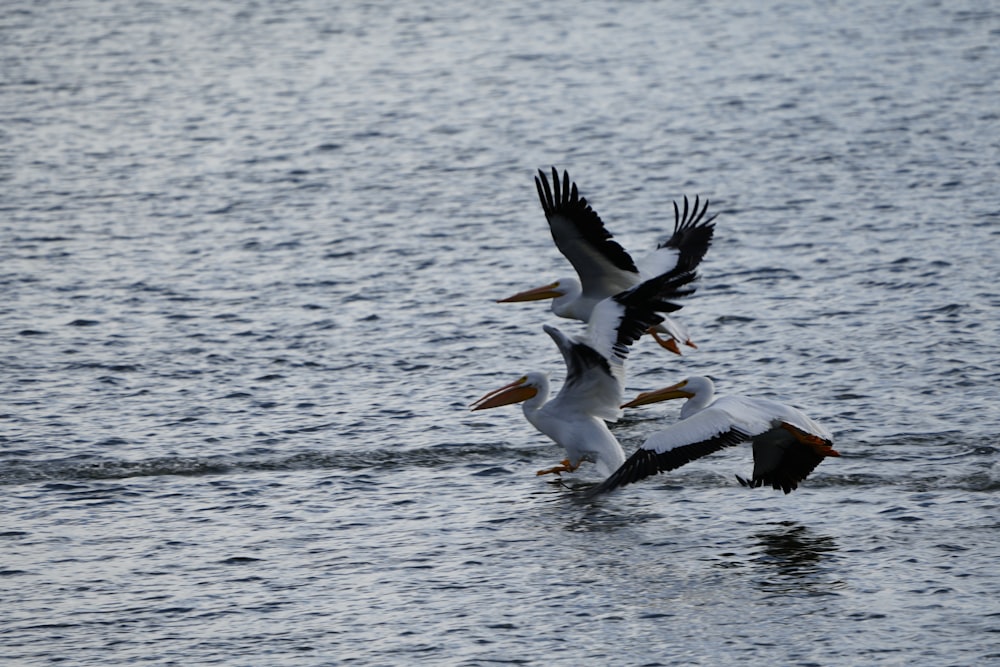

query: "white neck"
left=549, top=277, right=588, bottom=321
left=679, top=376, right=716, bottom=419
left=519, top=375, right=550, bottom=420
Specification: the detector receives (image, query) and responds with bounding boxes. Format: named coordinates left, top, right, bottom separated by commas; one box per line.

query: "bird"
left=498, top=167, right=716, bottom=354
left=471, top=265, right=699, bottom=478
left=592, top=376, right=839, bottom=494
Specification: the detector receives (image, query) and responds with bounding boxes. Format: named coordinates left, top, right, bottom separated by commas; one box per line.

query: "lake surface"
left=2, top=0, right=999, bottom=664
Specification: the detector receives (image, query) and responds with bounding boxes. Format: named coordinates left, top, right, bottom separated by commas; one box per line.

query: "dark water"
left=3, top=0, right=999, bottom=664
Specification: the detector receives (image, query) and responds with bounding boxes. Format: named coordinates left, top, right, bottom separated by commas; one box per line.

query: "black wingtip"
left=665, top=194, right=717, bottom=239
left=660, top=195, right=717, bottom=271
left=608, top=263, right=699, bottom=360
left=673, top=195, right=710, bottom=231
left=534, top=167, right=640, bottom=275
left=535, top=169, right=554, bottom=215
left=535, top=166, right=576, bottom=214
left=736, top=474, right=799, bottom=494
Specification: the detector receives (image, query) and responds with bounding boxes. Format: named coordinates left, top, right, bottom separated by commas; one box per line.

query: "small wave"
left=2, top=432, right=995, bottom=493
left=0, top=442, right=521, bottom=486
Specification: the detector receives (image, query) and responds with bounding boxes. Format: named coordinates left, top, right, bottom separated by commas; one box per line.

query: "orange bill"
left=470, top=377, right=538, bottom=411
left=497, top=281, right=562, bottom=303
left=621, top=379, right=693, bottom=408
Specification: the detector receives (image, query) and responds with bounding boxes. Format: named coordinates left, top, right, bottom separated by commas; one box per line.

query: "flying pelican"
left=591, top=376, right=839, bottom=494
left=498, top=167, right=716, bottom=353
left=471, top=265, right=698, bottom=478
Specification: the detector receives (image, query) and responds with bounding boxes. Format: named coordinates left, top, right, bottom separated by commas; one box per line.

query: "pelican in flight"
left=592, top=376, right=839, bottom=494
left=471, top=265, right=698, bottom=478
left=499, top=168, right=716, bottom=353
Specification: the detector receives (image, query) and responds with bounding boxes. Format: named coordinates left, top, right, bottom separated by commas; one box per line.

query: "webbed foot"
left=536, top=458, right=580, bottom=476
left=648, top=327, right=682, bottom=355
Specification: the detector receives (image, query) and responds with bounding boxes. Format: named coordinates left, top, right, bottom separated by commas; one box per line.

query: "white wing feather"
left=642, top=395, right=830, bottom=455
left=548, top=364, right=624, bottom=423
left=635, top=245, right=682, bottom=281
left=583, top=297, right=627, bottom=363
left=640, top=405, right=747, bottom=454
left=743, top=396, right=834, bottom=442
left=543, top=325, right=624, bottom=423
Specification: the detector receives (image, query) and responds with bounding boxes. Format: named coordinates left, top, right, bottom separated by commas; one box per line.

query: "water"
left=2, top=0, right=999, bottom=664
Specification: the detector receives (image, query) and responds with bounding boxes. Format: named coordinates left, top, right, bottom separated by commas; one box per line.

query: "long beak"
left=497, top=281, right=562, bottom=303
left=621, top=380, right=693, bottom=409
left=470, top=377, right=538, bottom=411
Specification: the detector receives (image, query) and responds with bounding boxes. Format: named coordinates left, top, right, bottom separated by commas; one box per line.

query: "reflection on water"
left=751, top=521, right=844, bottom=597
left=536, top=481, right=671, bottom=534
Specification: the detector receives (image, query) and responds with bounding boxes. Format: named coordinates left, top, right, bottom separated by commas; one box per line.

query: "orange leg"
left=536, top=458, right=580, bottom=476
left=647, top=327, right=682, bottom=355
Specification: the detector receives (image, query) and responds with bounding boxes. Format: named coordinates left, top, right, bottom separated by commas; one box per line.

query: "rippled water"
left=3, top=0, right=1000, bottom=664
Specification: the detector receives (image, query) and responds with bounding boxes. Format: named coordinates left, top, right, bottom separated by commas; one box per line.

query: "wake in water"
left=4, top=433, right=996, bottom=492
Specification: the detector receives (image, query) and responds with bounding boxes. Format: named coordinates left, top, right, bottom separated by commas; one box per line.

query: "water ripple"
left=3, top=0, right=1000, bottom=664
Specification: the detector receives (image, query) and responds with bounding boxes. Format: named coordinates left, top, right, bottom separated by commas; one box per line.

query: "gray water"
left=3, top=0, right=1000, bottom=664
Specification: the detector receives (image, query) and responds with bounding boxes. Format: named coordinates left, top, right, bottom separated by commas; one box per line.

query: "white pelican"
left=592, top=376, right=839, bottom=494
left=498, top=168, right=716, bottom=353
left=471, top=265, right=698, bottom=478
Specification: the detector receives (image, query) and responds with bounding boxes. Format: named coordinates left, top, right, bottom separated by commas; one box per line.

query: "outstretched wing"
left=536, top=167, right=639, bottom=300
left=737, top=418, right=839, bottom=494
left=543, top=325, right=624, bottom=423
left=586, top=263, right=698, bottom=363
left=737, top=443, right=825, bottom=494
left=591, top=407, right=753, bottom=493
left=637, top=195, right=718, bottom=278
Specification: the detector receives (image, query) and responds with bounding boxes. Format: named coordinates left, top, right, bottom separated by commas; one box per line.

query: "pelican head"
left=470, top=372, right=548, bottom=411
left=497, top=277, right=585, bottom=320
